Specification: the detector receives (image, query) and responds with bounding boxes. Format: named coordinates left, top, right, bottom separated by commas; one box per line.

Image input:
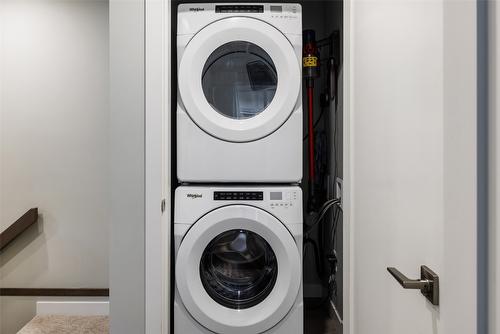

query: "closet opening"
left=170, top=2, right=345, bottom=333
left=301, top=2, right=344, bottom=333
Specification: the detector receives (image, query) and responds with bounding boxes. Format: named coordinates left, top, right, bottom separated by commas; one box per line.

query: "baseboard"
left=36, top=300, right=109, bottom=316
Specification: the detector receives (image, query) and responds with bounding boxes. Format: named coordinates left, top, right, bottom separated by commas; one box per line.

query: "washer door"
left=178, top=17, right=301, bottom=142
left=176, top=205, right=301, bottom=334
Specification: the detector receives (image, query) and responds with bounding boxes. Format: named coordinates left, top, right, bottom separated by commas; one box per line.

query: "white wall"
left=0, top=1, right=109, bottom=333
left=109, top=0, right=146, bottom=333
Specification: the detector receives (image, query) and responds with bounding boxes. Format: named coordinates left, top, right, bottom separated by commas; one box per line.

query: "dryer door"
left=178, top=17, right=301, bottom=142
left=176, top=205, right=301, bottom=334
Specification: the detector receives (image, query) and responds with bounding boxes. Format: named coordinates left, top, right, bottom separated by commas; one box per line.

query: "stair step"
left=17, top=315, right=108, bottom=334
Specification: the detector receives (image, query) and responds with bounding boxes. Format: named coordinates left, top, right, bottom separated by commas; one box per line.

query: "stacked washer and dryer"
left=174, top=3, right=303, bottom=334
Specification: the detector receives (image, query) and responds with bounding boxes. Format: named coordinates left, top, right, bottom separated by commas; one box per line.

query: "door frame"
left=145, top=0, right=170, bottom=333
left=488, top=1, right=499, bottom=333
left=343, top=0, right=352, bottom=333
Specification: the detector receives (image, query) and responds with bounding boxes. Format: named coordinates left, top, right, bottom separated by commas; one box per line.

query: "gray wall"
left=489, top=1, right=499, bottom=333
left=0, top=1, right=109, bottom=333
left=109, top=0, right=145, bottom=333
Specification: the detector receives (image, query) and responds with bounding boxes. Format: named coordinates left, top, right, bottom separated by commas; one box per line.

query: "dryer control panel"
left=178, top=3, right=302, bottom=36
left=215, top=5, right=264, bottom=13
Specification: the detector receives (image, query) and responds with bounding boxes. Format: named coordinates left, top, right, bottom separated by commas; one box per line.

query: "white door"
left=346, top=1, right=477, bottom=333
left=175, top=205, right=301, bottom=334
left=178, top=17, right=301, bottom=142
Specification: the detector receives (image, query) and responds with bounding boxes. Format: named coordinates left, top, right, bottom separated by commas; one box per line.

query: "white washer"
left=177, top=3, right=302, bottom=183
left=175, top=186, right=303, bottom=334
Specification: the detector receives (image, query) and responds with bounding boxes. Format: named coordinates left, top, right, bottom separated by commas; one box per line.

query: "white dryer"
left=177, top=3, right=302, bottom=183
left=174, top=186, right=303, bottom=334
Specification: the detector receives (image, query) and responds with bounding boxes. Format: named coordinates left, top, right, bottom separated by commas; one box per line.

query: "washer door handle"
left=387, top=265, right=439, bottom=306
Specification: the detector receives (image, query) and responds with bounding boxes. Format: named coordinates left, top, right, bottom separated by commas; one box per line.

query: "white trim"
left=36, top=301, right=109, bottom=316
left=145, top=0, right=169, bottom=333
left=343, top=0, right=353, bottom=333
left=163, top=1, right=172, bottom=334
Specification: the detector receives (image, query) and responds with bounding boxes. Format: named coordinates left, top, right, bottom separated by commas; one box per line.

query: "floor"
left=17, top=315, right=108, bottom=334
left=16, top=309, right=337, bottom=334
left=305, top=304, right=340, bottom=334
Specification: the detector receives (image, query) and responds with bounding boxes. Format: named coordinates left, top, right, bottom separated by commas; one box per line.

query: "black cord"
left=329, top=205, right=341, bottom=251
left=332, top=207, right=343, bottom=250
left=315, top=200, right=340, bottom=224
left=315, top=198, right=339, bottom=218
left=305, top=199, right=341, bottom=237
left=328, top=208, right=342, bottom=302
left=333, top=105, right=339, bottom=179
left=305, top=198, right=338, bottom=224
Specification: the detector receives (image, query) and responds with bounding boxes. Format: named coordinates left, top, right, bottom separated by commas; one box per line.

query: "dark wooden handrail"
left=0, top=208, right=38, bottom=251
left=0, top=288, right=109, bottom=297
left=0, top=209, right=109, bottom=297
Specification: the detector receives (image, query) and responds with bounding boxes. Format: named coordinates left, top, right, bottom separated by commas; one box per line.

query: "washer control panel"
left=269, top=190, right=299, bottom=210
left=176, top=187, right=302, bottom=224
left=214, top=191, right=263, bottom=201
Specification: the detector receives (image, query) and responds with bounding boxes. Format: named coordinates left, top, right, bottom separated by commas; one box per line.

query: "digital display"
left=270, top=5, right=283, bottom=13
left=214, top=191, right=263, bottom=201
left=270, top=192, right=282, bottom=200
left=215, top=5, right=264, bottom=13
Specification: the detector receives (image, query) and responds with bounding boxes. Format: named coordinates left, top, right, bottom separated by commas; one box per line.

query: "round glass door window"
left=200, top=229, right=278, bottom=309
left=202, top=41, right=278, bottom=120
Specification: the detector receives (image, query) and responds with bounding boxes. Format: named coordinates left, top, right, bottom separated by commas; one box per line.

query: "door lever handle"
left=387, top=265, right=439, bottom=306
left=387, top=267, right=429, bottom=289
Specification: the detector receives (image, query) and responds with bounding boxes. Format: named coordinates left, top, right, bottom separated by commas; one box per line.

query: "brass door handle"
left=387, top=265, right=439, bottom=306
